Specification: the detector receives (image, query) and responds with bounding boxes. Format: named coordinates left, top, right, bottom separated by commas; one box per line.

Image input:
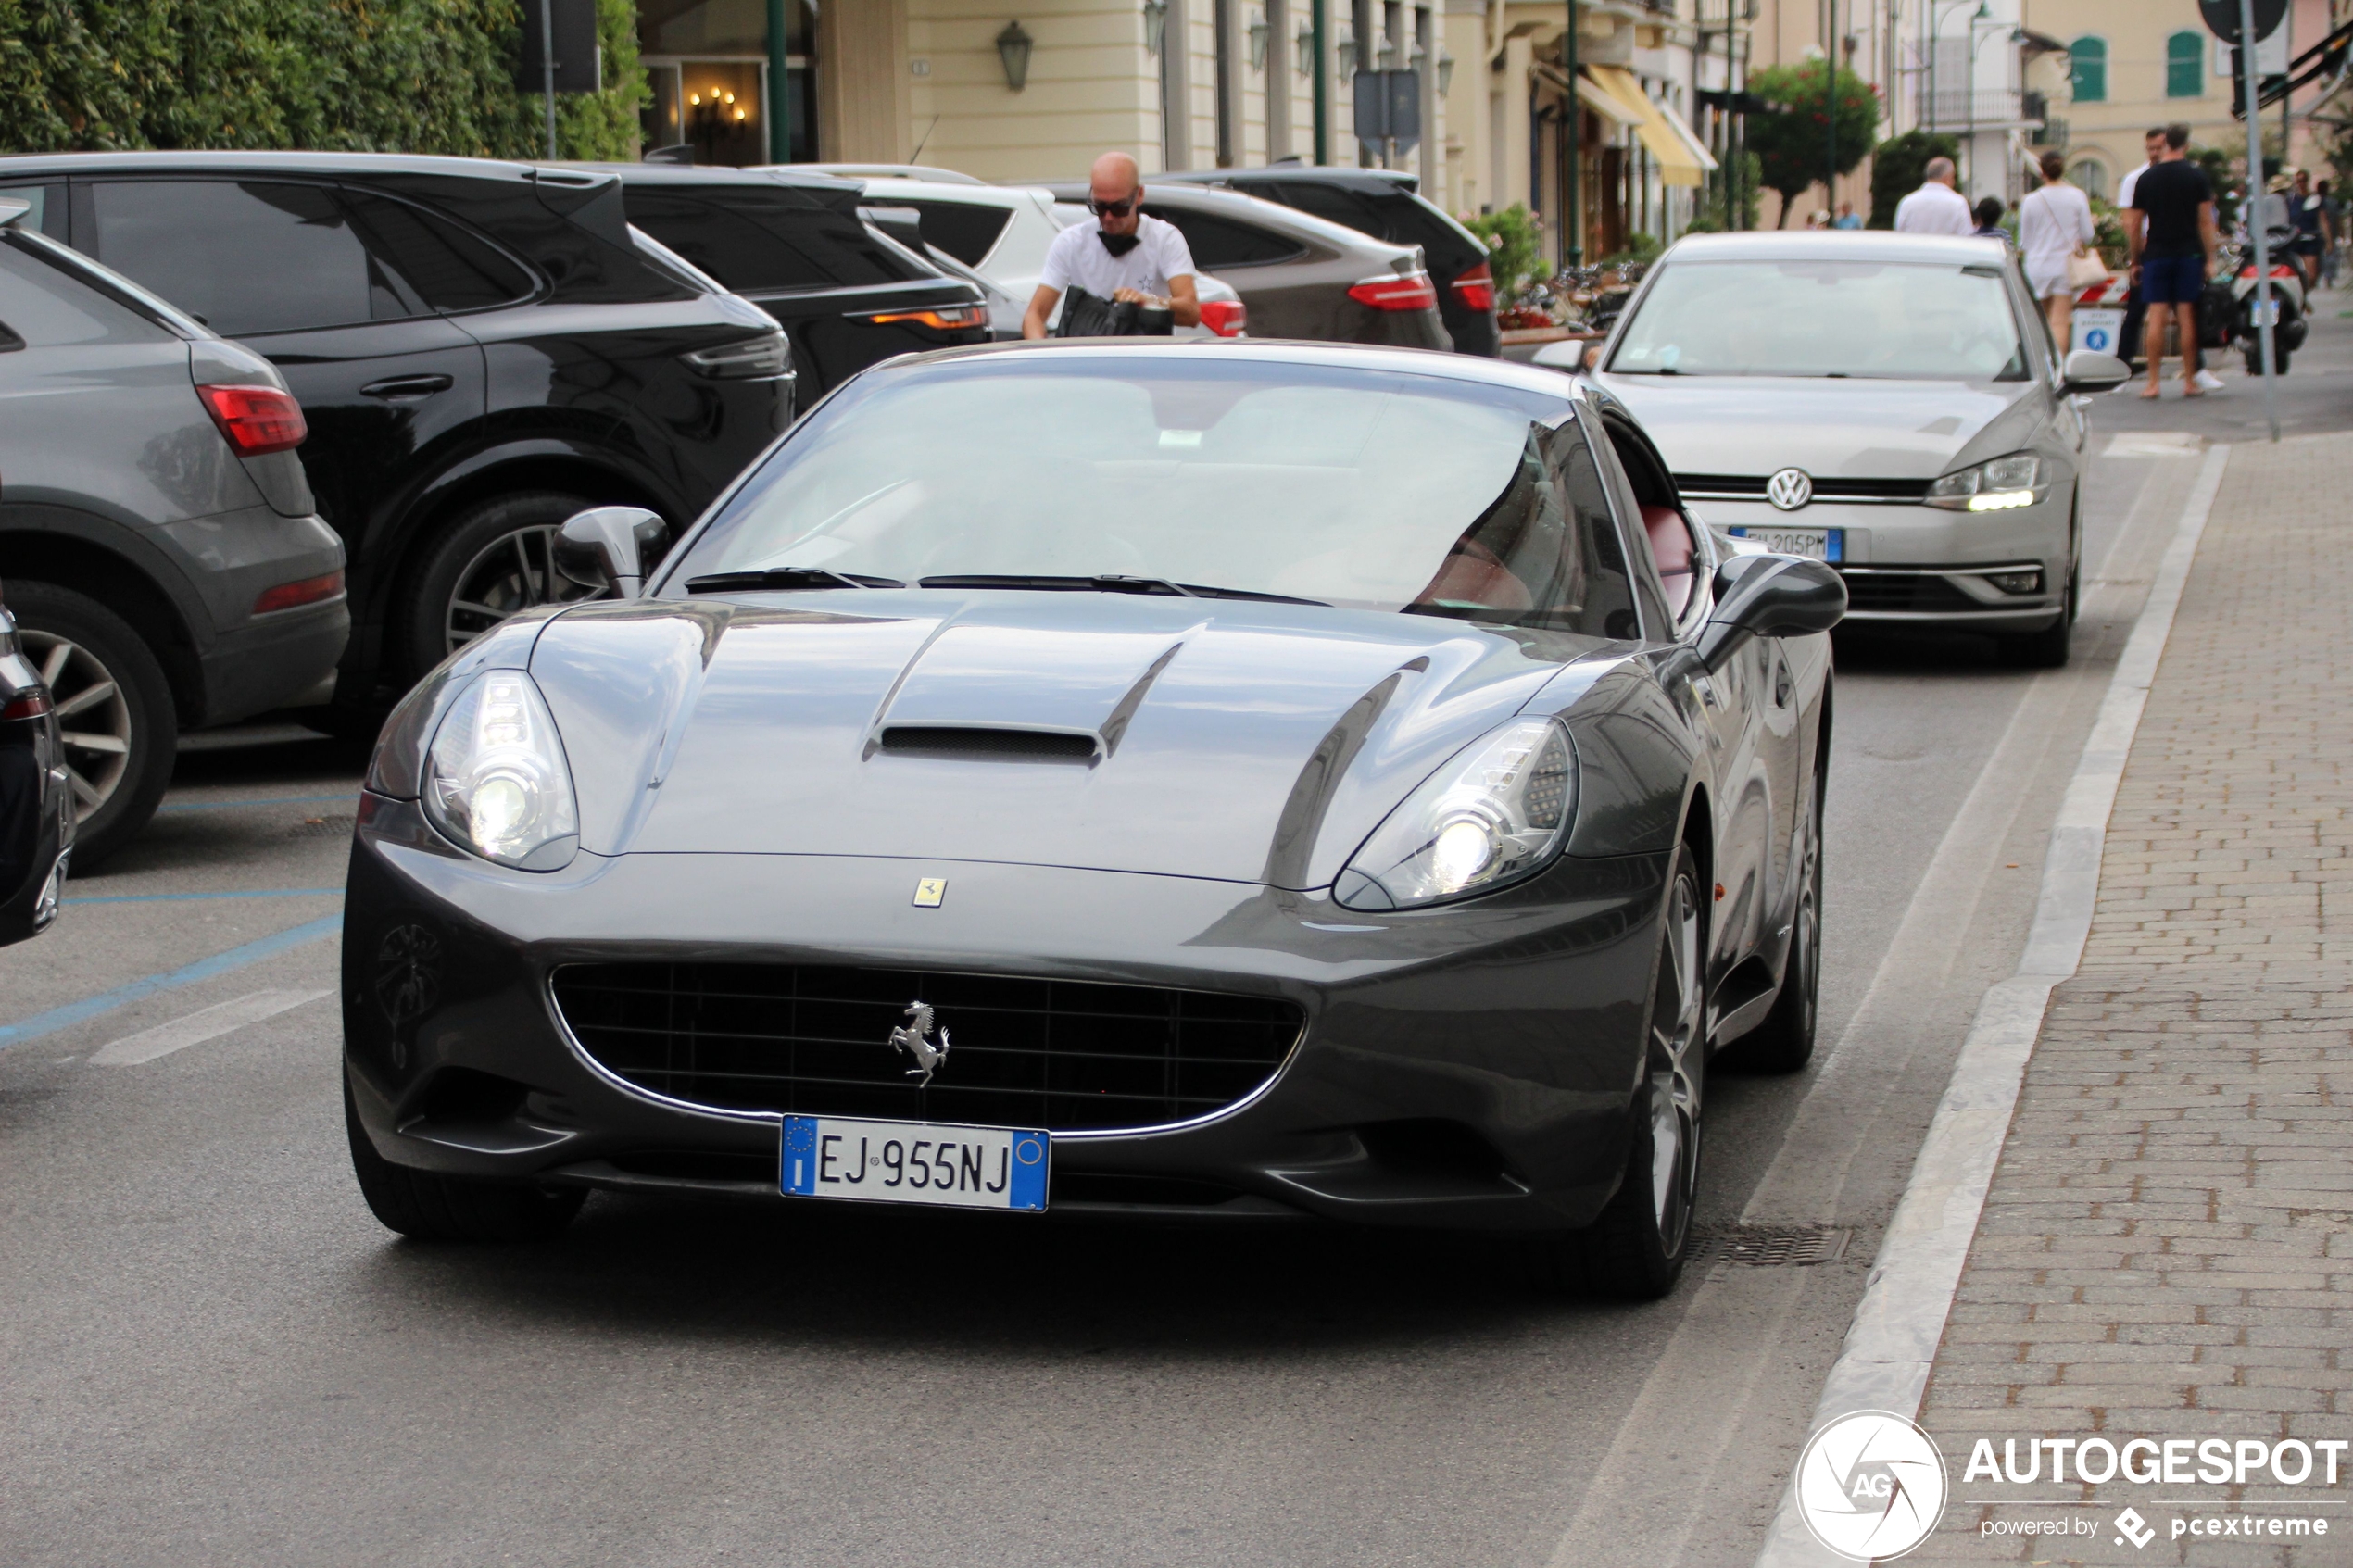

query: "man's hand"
left=1022, top=283, right=1061, bottom=341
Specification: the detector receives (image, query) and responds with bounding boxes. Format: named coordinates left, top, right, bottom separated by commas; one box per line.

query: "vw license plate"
left=1728, top=526, right=1843, bottom=562
left=781, top=1115, right=1048, bottom=1211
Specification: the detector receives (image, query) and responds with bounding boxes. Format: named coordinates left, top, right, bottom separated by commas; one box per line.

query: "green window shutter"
left=2167, top=31, right=2204, bottom=97
left=2070, top=37, right=2108, bottom=103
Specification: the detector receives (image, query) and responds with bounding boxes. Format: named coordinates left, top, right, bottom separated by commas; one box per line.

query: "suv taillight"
left=197, top=384, right=307, bottom=457
left=1198, top=298, right=1248, bottom=336
left=1347, top=271, right=1440, bottom=312
left=253, top=570, right=346, bottom=616
left=851, top=306, right=991, bottom=332
left=681, top=332, right=796, bottom=380
left=1451, top=262, right=1496, bottom=312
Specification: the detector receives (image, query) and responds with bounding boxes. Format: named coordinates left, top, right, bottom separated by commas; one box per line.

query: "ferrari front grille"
left=549, top=962, right=1304, bottom=1134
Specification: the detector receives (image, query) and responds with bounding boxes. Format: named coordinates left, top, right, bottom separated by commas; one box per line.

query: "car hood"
left=528, top=593, right=1601, bottom=888
left=1589, top=373, right=2041, bottom=480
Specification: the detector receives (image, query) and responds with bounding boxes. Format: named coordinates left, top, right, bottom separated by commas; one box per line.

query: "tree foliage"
left=1465, top=203, right=1545, bottom=298
left=0, top=0, right=646, bottom=159
left=1868, top=129, right=1959, bottom=228
left=1745, top=61, right=1880, bottom=220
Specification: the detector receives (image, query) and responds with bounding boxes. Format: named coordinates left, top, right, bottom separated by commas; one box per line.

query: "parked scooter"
left=2223, top=194, right=2310, bottom=374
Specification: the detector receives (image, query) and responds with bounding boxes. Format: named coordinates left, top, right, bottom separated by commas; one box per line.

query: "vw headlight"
left=1925, top=452, right=2045, bottom=512
left=1335, top=718, right=1576, bottom=910
left=422, top=670, right=580, bottom=871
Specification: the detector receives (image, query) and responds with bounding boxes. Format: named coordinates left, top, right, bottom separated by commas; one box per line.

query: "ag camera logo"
left=1793, top=1411, right=1949, bottom=1561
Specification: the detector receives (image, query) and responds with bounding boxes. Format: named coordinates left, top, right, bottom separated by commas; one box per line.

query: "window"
left=0, top=183, right=62, bottom=239
left=897, top=200, right=1013, bottom=268
left=0, top=240, right=172, bottom=349
left=2069, top=37, right=2107, bottom=104
left=623, top=186, right=925, bottom=291
left=86, top=180, right=531, bottom=336
left=1142, top=207, right=1308, bottom=268
left=1608, top=260, right=2027, bottom=381
left=2069, top=158, right=2108, bottom=201
left=2167, top=30, right=2204, bottom=98
left=669, top=355, right=1637, bottom=636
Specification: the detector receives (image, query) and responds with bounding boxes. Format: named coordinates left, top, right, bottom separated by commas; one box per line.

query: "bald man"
left=1894, top=157, right=1974, bottom=236
left=1023, top=152, right=1201, bottom=338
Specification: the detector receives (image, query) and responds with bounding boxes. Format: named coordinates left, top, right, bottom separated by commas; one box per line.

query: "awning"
left=1587, top=65, right=1719, bottom=187
left=1533, top=61, right=1645, bottom=128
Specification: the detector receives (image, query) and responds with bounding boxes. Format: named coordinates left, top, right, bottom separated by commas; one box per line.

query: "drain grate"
left=288, top=815, right=355, bottom=839
left=1688, top=1224, right=1852, bottom=1267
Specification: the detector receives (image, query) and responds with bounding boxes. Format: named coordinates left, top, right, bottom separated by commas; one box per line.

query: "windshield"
left=661, top=355, right=1643, bottom=636
left=1608, top=259, right=2028, bottom=380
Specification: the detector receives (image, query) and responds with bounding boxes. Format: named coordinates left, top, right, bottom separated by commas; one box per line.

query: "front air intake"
left=550, top=962, right=1305, bottom=1134
left=877, top=726, right=1098, bottom=761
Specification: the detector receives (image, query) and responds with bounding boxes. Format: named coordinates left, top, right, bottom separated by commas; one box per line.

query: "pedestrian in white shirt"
left=2019, top=150, right=2097, bottom=341
left=1023, top=151, right=1201, bottom=338
left=1893, top=157, right=1975, bottom=236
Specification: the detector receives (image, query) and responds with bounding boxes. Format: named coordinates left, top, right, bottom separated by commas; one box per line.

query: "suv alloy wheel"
left=6, top=582, right=176, bottom=871
left=403, top=491, right=617, bottom=675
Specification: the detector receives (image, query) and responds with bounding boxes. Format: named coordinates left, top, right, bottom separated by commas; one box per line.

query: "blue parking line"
left=155, top=793, right=359, bottom=815
left=0, top=915, right=342, bottom=1050
left=61, top=888, right=344, bottom=907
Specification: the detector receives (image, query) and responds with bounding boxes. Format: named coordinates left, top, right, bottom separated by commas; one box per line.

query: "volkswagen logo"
left=1766, top=468, right=1815, bottom=511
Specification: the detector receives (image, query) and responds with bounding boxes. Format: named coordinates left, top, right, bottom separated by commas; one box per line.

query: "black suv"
left=598, top=165, right=990, bottom=394
left=0, top=152, right=795, bottom=718
left=1159, top=167, right=1500, bottom=358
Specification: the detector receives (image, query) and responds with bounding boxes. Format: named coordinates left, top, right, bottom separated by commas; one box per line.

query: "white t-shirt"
left=1039, top=213, right=1197, bottom=302
left=1893, top=182, right=1974, bottom=236
left=2116, top=161, right=2157, bottom=209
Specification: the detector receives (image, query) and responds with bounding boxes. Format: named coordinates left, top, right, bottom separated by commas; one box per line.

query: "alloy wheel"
left=21, top=627, right=132, bottom=825
left=443, top=524, right=606, bottom=656
left=1647, top=865, right=1705, bottom=1253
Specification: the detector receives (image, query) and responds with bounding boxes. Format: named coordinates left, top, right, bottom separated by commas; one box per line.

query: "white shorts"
left=2024, top=258, right=2071, bottom=300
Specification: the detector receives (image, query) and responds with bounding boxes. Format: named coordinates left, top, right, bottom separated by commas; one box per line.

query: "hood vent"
left=877, top=725, right=1100, bottom=762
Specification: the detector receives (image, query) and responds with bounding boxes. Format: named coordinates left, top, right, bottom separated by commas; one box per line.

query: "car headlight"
left=1925, top=452, right=2045, bottom=511
left=421, top=670, right=580, bottom=871
left=1334, top=718, right=1576, bottom=910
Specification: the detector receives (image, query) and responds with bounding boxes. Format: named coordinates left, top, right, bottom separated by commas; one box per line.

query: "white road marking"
left=90, top=988, right=334, bottom=1067
left=2105, top=431, right=2205, bottom=458
left=1541, top=449, right=2212, bottom=1568
left=1751, top=443, right=2233, bottom=1568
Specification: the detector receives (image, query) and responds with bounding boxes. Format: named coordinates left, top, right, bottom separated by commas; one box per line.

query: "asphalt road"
left=4, top=320, right=2345, bottom=1567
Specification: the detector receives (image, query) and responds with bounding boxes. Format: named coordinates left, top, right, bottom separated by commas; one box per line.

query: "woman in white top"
left=2018, top=149, right=2097, bottom=341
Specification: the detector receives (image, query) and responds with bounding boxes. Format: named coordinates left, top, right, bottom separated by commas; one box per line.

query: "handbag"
left=1054, top=286, right=1175, bottom=338
left=2064, top=246, right=2108, bottom=290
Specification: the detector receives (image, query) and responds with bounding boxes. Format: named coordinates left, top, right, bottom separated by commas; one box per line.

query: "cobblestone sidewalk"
left=1913, top=437, right=2353, bottom=1565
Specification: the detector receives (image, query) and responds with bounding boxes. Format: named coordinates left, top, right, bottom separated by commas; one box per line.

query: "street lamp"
left=1436, top=47, right=1454, bottom=94
left=1337, top=31, right=1358, bottom=75
left=1143, top=0, right=1167, bottom=57
left=996, top=20, right=1034, bottom=91
left=1296, top=21, right=1315, bottom=77
left=1249, top=10, right=1269, bottom=71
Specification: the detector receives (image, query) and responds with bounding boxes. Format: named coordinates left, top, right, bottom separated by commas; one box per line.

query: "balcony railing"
left=1916, top=87, right=2029, bottom=128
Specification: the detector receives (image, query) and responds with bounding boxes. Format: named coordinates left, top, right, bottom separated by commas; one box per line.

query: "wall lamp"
left=997, top=19, right=1034, bottom=91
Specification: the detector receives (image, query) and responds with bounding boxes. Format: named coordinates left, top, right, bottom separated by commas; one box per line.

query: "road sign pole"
left=2240, top=0, right=2281, bottom=442
left=540, top=0, right=559, bottom=158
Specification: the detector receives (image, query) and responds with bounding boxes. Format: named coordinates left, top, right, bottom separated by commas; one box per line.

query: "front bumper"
left=1701, top=495, right=2070, bottom=632
left=0, top=645, right=72, bottom=947
left=343, top=794, right=1667, bottom=1233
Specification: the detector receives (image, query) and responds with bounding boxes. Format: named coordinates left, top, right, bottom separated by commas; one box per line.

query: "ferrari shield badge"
left=912, top=877, right=947, bottom=907
left=890, top=1001, right=950, bottom=1085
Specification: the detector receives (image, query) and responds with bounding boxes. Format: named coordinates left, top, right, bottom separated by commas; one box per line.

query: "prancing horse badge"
left=912, top=877, right=947, bottom=907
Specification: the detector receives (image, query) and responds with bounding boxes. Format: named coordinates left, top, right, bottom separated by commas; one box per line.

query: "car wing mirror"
left=2061, top=348, right=2130, bottom=393
left=1529, top=339, right=1605, bottom=373
left=554, top=507, right=668, bottom=600
left=1695, top=554, right=1846, bottom=670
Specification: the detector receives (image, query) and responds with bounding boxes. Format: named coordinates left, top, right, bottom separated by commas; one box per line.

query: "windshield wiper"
left=918, top=574, right=1328, bottom=607
left=684, top=568, right=905, bottom=593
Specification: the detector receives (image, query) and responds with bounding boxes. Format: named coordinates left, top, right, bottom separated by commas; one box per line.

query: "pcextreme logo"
left=1793, top=1411, right=1949, bottom=1562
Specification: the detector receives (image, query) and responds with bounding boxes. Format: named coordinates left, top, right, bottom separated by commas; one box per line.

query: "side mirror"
left=1695, top=554, right=1846, bottom=669
left=554, top=507, right=668, bottom=600
left=1529, top=338, right=1605, bottom=373
left=2061, top=348, right=2130, bottom=393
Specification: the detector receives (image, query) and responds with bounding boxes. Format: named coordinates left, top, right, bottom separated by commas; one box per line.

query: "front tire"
left=345, top=1078, right=585, bottom=1242
left=1740, top=779, right=1824, bottom=1074
left=397, top=491, right=608, bottom=684
left=1531, top=844, right=1707, bottom=1300
left=6, top=581, right=177, bottom=872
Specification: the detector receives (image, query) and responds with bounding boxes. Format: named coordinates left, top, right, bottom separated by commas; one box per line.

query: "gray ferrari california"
left=341, top=340, right=1843, bottom=1299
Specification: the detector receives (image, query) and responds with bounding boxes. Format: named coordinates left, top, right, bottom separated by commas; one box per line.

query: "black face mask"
left=1098, top=231, right=1141, bottom=258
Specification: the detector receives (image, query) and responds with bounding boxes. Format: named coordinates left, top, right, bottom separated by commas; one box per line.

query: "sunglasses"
left=1088, top=193, right=1141, bottom=218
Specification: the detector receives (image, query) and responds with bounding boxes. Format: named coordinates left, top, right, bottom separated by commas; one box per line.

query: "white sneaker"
left=2194, top=369, right=2225, bottom=392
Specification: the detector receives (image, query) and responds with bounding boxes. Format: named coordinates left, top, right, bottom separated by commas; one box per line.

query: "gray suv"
left=0, top=194, right=346, bottom=865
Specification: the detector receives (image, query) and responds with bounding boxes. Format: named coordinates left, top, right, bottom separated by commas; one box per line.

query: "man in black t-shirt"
left=2125, top=124, right=2219, bottom=398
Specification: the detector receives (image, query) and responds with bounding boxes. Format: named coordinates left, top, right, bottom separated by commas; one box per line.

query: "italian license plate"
left=1727, top=526, right=1843, bottom=562
left=781, top=1115, right=1048, bottom=1211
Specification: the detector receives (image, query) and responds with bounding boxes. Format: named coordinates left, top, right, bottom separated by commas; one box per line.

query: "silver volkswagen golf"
left=1553, top=232, right=2128, bottom=666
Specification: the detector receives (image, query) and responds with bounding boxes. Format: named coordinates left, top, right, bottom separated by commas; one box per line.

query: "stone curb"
left=1751, top=443, right=2234, bottom=1568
